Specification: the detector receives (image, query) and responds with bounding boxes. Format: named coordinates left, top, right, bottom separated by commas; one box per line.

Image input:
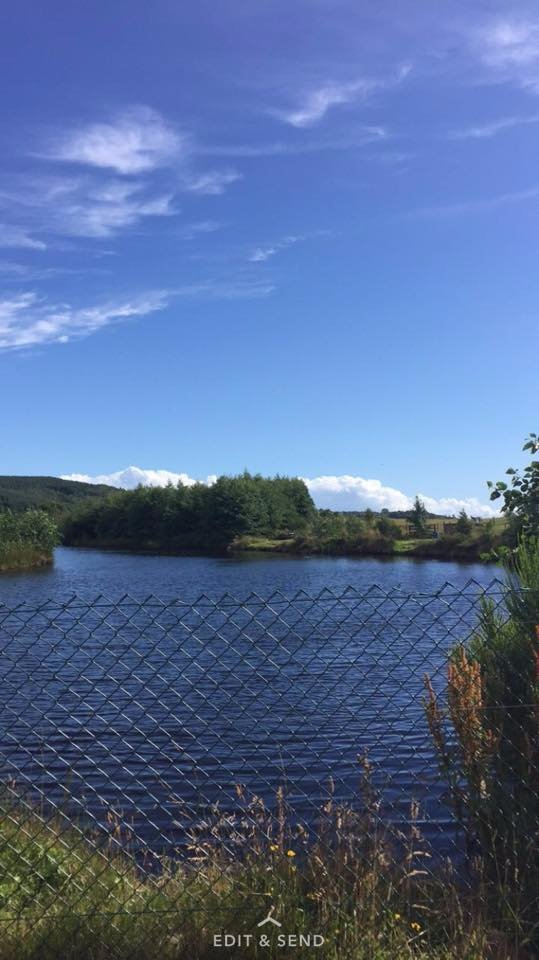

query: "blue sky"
left=0, top=1, right=536, bottom=514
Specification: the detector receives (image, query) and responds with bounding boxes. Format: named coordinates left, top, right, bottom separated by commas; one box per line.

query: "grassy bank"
left=0, top=510, right=59, bottom=573
left=0, top=545, right=53, bottom=573
left=0, top=783, right=508, bottom=960
left=231, top=532, right=507, bottom=562
left=64, top=531, right=506, bottom=563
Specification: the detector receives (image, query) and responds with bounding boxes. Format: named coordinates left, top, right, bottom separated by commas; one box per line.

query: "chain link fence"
left=0, top=579, right=536, bottom=958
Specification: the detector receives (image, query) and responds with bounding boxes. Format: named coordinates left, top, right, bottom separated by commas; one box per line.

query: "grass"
left=392, top=539, right=428, bottom=554
left=0, top=776, right=517, bottom=960
left=0, top=545, right=52, bottom=573
left=231, top=536, right=296, bottom=552
left=231, top=529, right=509, bottom=563
left=234, top=535, right=449, bottom=558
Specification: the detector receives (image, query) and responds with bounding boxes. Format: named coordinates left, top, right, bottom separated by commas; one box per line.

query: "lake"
left=0, top=545, right=498, bottom=604
left=0, top=548, right=503, bottom=861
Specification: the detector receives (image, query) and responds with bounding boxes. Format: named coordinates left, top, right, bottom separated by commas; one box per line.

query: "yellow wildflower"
left=269, top=844, right=278, bottom=852
left=410, top=922, right=422, bottom=933
left=394, top=913, right=401, bottom=921
left=286, top=849, right=296, bottom=858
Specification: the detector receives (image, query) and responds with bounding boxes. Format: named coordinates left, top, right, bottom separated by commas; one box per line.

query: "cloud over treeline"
left=60, top=466, right=497, bottom=517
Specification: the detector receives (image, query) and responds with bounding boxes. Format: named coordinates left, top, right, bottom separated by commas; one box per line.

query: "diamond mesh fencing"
left=0, top=579, right=537, bottom=958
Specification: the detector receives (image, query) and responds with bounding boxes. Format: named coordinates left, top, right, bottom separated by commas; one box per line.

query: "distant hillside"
left=0, top=476, right=116, bottom=514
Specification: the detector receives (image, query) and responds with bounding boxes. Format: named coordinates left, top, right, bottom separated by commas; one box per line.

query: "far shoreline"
left=56, top=539, right=499, bottom=565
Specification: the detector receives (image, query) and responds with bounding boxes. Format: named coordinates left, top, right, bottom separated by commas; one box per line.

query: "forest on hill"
left=0, top=476, right=116, bottom=515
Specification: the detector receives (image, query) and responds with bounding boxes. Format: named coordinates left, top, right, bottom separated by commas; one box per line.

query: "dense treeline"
left=62, top=473, right=513, bottom=560
left=0, top=510, right=59, bottom=571
left=0, top=476, right=115, bottom=515
left=63, top=473, right=316, bottom=552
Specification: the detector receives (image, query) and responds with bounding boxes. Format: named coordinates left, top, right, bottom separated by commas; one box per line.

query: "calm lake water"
left=0, top=545, right=497, bottom=604
left=0, top=548, right=503, bottom=860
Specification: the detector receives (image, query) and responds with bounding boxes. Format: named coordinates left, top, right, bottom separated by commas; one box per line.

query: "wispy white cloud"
left=277, top=80, right=373, bottom=128
left=44, top=106, right=244, bottom=204
left=182, top=168, right=242, bottom=195
left=247, top=230, right=332, bottom=263
left=0, top=107, right=243, bottom=248
left=0, top=223, right=46, bottom=250
left=0, top=259, right=91, bottom=281
left=0, top=274, right=276, bottom=352
left=61, top=466, right=497, bottom=518
left=368, top=150, right=415, bottom=168
left=248, top=234, right=300, bottom=263
left=0, top=174, right=176, bottom=239
left=0, top=259, right=30, bottom=276
left=474, top=19, right=539, bottom=92
left=174, top=277, right=276, bottom=300
left=0, top=290, right=169, bottom=351
left=54, top=179, right=176, bottom=238
left=414, top=185, right=539, bottom=217
left=45, top=105, right=187, bottom=174
left=450, top=113, right=539, bottom=139
left=276, top=64, right=411, bottom=128
left=198, top=128, right=388, bottom=157
left=178, top=220, right=223, bottom=240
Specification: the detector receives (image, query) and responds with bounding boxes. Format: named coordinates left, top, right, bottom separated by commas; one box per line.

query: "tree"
left=376, top=515, right=400, bottom=540
left=410, top=496, right=427, bottom=537
left=455, top=509, right=472, bottom=535
left=363, top=509, right=375, bottom=528
left=345, top=515, right=367, bottom=541
left=0, top=509, right=59, bottom=555
left=487, top=433, right=539, bottom=536
left=63, top=473, right=316, bottom=552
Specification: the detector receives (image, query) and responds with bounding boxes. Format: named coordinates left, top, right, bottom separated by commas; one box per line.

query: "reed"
left=0, top=768, right=507, bottom=960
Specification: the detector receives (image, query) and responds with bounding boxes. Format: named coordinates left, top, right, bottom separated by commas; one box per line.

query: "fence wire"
left=0, top=578, right=537, bottom=958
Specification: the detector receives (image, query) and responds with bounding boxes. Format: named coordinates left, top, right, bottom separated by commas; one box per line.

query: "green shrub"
left=0, top=509, right=59, bottom=570
left=425, top=539, right=539, bottom=952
